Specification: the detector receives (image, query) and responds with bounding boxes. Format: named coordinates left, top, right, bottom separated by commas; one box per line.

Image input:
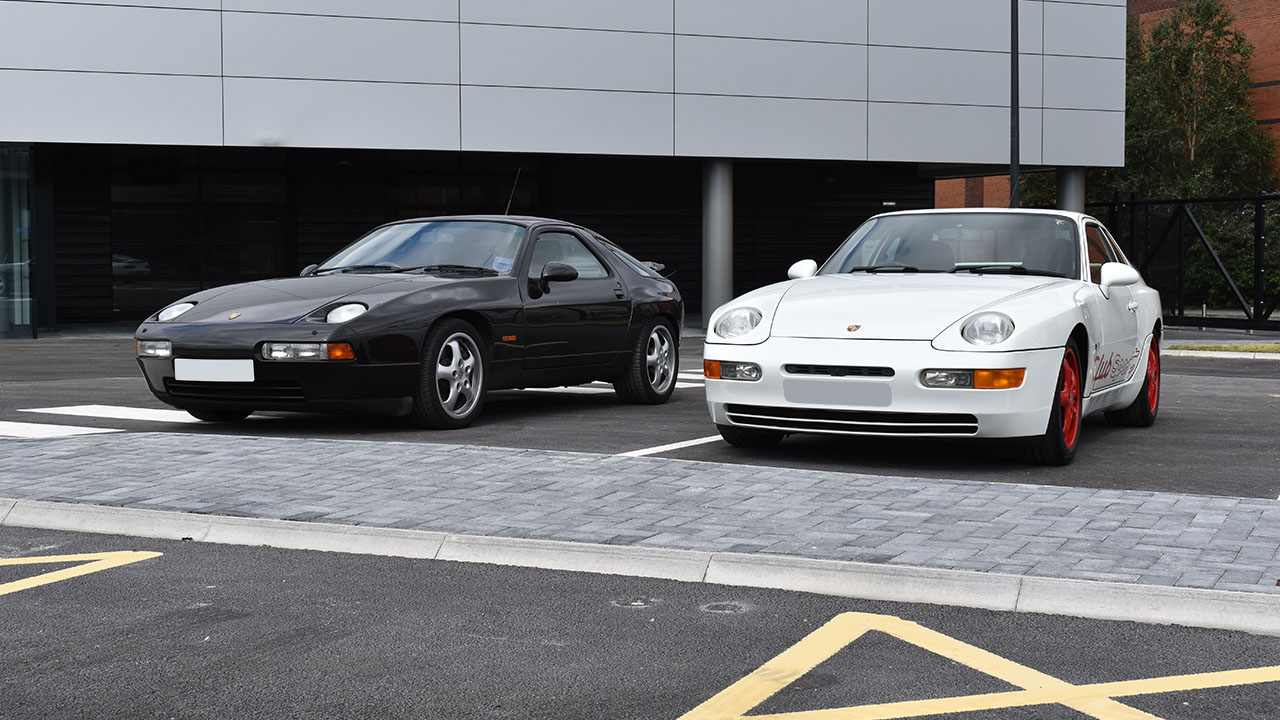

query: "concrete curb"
left=4, top=498, right=1279, bottom=637
left=1163, top=349, right=1280, bottom=360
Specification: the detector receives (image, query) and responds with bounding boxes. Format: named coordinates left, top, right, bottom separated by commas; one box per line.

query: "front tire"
left=410, top=319, right=487, bottom=429
left=1020, top=340, right=1083, bottom=466
left=1105, top=336, right=1160, bottom=427
left=614, top=318, right=678, bottom=404
left=716, top=424, right=785, bottom=448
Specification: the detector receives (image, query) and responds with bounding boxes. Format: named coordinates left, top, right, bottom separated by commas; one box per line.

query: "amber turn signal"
left=704, top=359, right=721, bottom=379
left=974, top=368, right=1026, bottom=389
left=327, top=342, right=356, bottom=361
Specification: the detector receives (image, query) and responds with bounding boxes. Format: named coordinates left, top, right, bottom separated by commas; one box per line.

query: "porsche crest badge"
left=847, top=324, right=861, bottom=333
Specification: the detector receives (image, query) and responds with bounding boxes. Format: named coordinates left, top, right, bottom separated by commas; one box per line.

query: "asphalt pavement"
left=0, top=322, right=1278, bottom=638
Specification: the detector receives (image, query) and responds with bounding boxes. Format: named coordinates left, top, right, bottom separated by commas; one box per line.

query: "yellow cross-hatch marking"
left=0, top=551, right=162, bottom=596
left=677, top=612, right=1280, bottom=720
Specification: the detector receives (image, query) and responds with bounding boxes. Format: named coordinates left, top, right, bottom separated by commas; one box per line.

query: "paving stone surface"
left=1, top=432, right=1277, bottom=594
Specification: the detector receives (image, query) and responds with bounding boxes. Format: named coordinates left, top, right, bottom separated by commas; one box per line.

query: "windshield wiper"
left=406, top=264, right=499, bottom=276
left=314, top=264, right=405, bottom=275
left=950, top=264, right=1067, bottom=278
left=845, top=265, right=930, bottom=273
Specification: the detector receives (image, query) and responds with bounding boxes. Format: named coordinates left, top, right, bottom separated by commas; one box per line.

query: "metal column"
left=1056, top=167, right=1086, bottom=213
left=702, top=158, right=734, bottom=325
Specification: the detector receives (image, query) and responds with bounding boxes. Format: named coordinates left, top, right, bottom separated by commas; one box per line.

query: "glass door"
left=0, top=144, right=33, bottom=339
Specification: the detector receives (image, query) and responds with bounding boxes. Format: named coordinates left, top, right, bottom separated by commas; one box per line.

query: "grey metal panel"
left=1044, top=56, right=1124, bottom=111
left=676, top=95, right=866, bottom=160
left=461, top=0, right=672, bottom=33
left=224, top=79, right=461, bottom=150
left=18, top=0, right=217, bottom=7
left=677, top=36, right=866, bottom=100
left=0, top=2, right=220, bottom=75
left=1043, top=2, right=1127, bottom=58
left=0, top=70, right=222, bottom=144
left=676, top=0, right=868, bottom=44
left=869, top=47, right=1010, bottom=107
left=461, top=24, right=673, bottom=93
left=222, top=0, right=457, bottom=21
left=462, top=87, right=673, bottom=155
left=1043, top=109, right=1124, bottom=167
left=224, top=12, right=458, bottom=84
left=869, top=103, right=1043, bottom=164
left=870, top=0, right=1010, bottom=52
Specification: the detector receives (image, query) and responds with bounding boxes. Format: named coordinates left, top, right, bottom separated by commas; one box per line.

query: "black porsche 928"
left=134, top=216, right=683, bottom=428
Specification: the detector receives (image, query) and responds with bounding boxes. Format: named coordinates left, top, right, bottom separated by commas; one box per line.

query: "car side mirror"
left=300, top=263, right=319, bottom=277
left=530, top=261, right=579, bottom=297
left=788, top=259, right=819, bottom=279
left=1099, top=262, right=1140, bottom=295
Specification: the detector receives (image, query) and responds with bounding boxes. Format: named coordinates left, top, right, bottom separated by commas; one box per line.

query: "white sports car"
left=703, top=208, right=1162, bottom=465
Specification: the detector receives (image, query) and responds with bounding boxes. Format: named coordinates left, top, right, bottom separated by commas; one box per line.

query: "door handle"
left=1127, top=301, right=1139, bottom=313
left=614, top=286, right=626, bottom=299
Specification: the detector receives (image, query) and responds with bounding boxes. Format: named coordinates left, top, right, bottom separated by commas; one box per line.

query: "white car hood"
left=770, top=274, right=1061, bottom=341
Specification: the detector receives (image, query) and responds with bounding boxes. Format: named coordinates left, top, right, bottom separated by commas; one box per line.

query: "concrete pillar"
left=701, top=158, right=733, bottom=324
left=1057, top=167, right=1086, bottom=213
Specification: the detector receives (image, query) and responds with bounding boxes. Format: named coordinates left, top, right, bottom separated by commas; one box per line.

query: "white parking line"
left=0, top=421, right=123, bottom=439
left=19, top=405, right=202, bottom=424
left=616, top=434, right=723, bottom=457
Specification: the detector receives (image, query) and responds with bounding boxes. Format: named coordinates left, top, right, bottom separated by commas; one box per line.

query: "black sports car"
left=134, top=216, right=683, bottom=428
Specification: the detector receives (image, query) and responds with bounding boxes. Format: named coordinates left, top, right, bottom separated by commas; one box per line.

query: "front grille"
left=725, top=403, right=978, bottom=436
left=784, top=364, right=895, bottom=378
left=165, top=379, right=305, bottom=403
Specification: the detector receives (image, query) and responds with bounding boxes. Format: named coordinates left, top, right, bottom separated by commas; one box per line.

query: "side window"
left=1100, top=226, right=1130, bottom=266
left=1084, top=224, right=1116, bottom=284
left=527, top=232, right=609, bottom=280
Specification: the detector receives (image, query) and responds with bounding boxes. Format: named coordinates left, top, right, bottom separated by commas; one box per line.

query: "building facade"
left=0, top=0, right=1126, bottom=337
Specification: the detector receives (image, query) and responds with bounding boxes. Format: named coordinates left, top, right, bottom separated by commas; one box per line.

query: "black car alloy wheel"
left=411, top=318, right=487, bottom=429
left=615, top=318, right=677, bottom=404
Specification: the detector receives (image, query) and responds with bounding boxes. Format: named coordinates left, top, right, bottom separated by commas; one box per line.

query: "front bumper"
left=704, top=337, right=1063, bottom=439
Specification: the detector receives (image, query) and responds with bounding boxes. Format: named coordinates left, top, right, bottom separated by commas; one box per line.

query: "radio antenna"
left=504, top=166, right=523, bottom=215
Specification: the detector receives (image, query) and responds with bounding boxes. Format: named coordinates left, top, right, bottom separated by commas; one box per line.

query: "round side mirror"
left=300, top=264, right=319, bottom=277
left=1099, top=262, right=1141, bottom=290
left=787, top=259, right=819, bottom=279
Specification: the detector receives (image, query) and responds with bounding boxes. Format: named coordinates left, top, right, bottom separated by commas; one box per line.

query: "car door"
left=1082, top=222, right=1140, bottom=391
left=521, top=228, right=632, bottom=371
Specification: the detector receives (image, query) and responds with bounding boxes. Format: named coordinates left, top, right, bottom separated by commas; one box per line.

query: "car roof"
left=872, top=207, right=1094, bottom=223
left=380, top=215, right=589, bottom=230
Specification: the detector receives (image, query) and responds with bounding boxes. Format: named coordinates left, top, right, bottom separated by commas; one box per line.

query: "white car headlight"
left=961, top=312, right=1015, bottom=346
left=326, top=303, right=367, bottom=323
left=714, top=307, right=763, bottom=339
left=157, top=302, right=195, bottom=322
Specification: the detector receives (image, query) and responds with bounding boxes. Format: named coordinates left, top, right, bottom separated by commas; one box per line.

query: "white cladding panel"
left=224, top=79, right=460, bottom=150
left=461, top=25, right=673, bottom=93
left=0, top=70, right=222, bottom=145
left=222, top=0, right=457, bottom=21
left=462, top=0, right=672, bottom=32
left=677, top=96, right=866, bottom=160
left=0, top=0, right=1126, bottom=166
left=223, top=13, right=458, bottom=84
left=0, top=3, right=220, bottom=76
left=462, top=87, right=673, bottom=155
left=676, top=0, right=868, bottom=44
left=677, top=36, right=867, bottom=101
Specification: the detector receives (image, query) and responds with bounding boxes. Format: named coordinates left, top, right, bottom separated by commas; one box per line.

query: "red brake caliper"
left=1060, top=348, right=1081, bottom=449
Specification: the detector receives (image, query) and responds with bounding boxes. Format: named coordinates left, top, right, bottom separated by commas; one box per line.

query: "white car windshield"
left=820, top=213, right=1080, bottom=279
left=318, top=221, right=527, bottom=275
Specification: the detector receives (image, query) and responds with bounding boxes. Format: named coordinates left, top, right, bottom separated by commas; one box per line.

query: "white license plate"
left=783, top=379, right=891, bottom=407
left=174, top=358, right=255, bottom=383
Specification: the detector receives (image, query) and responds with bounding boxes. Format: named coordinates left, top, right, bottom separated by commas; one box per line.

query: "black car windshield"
left=318, top=221, right=527, bottom=276
left=820, top=213, right=1080, bottom=279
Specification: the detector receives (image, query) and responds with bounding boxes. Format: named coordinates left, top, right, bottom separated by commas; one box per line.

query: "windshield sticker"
left=492, top=256, right=513, bottom=272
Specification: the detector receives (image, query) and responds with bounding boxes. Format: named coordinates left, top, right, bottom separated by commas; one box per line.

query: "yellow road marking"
left=0, top=551, right=162, bottom=596
left=678, top=612, right=1280, bottom=720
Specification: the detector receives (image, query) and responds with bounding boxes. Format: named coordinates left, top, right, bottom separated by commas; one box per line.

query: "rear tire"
left=1105, top=336, right=1160, bottom=427
left=716, top=423, right=785, bottom=448
left=613, top=318, right=678, bottom=404
left=410, top=319, right=487, bottom=429
left=1019, top=339, right=1083, bottom=466
left=186, top=406, right=252, bottom=422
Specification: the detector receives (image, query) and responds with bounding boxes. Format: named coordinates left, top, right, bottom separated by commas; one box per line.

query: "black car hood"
left=175, top=274, right=453, bottom=323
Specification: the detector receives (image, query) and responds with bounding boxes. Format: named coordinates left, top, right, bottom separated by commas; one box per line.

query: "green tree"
left=1021, top=0, right=1277, bottom=205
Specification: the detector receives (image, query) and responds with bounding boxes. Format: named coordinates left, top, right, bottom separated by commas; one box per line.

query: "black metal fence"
left=1087, top=194, right=1280, bottom=330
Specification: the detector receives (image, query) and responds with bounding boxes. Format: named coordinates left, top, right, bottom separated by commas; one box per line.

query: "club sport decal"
left=1093, top=344, right=1144, bottom=384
